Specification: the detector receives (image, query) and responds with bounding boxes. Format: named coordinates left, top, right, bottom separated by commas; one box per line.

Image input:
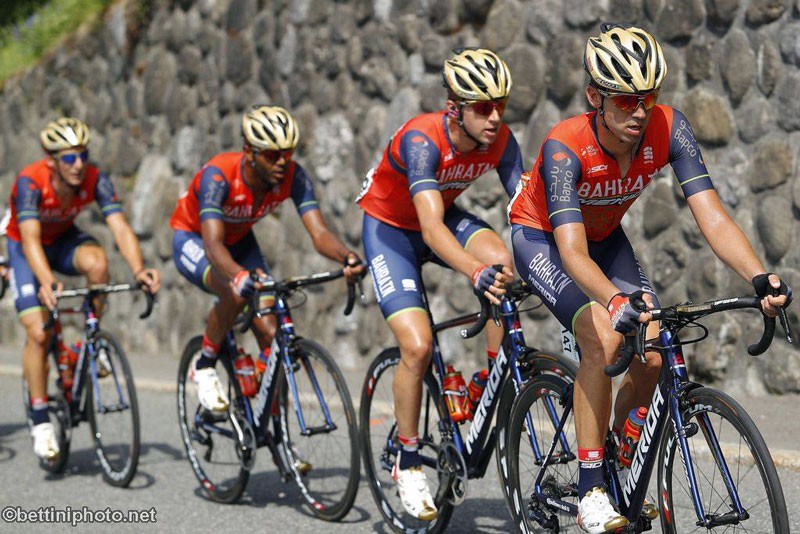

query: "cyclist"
left=170, top=104, right=363, bottom=413
left=357, top=48, right=522, bottom=520
left=508, top=24, right=792, bottom=533
left=6, top=118, right=161, bottom=462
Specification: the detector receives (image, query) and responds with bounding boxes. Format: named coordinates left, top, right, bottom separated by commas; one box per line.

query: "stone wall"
left=1, top=0, right=798, bottom=392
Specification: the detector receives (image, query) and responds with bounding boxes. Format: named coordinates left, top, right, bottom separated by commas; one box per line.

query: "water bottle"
left=443, top=365, right=470, bottom=423
left=58, top=341, right=79, bottom=400
left=234, top=349, right=258, bottom=397
left=467, top=369, right=489, bottom=413
left=255, top=346, right=270, bottom=377
left=618, top=407, right=648, bottom=468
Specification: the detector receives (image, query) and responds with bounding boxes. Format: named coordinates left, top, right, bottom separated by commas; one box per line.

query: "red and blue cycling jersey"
left=7, top=159, right=122, bottom=245
left=357, top=111, right=523, bottom=230
left=170, top=152, right=319, bottom=245
left=508, top=105, right=714, bottom=241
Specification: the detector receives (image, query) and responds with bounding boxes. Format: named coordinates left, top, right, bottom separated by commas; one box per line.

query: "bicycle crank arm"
left=96, top=402, right=130, bottom=414
left=300, top=423, right=337, bottom=436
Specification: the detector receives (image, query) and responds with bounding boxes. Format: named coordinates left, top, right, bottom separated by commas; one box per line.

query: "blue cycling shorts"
left=7, top=225, right=99, bottom=315
left=173, top=230, right=269, bottom=293
left=511, top=224, right=659, bottom=334
left=362, top=207, right=492, bottom=320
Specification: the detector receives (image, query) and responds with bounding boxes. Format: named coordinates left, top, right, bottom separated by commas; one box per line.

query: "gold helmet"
left=40, top=117, right=90, bottom=152
left=442, top=48, right=513, bottom=101
left=584, top=23, right=667, bottom=93
left=241, top=105, right=299, bottom=151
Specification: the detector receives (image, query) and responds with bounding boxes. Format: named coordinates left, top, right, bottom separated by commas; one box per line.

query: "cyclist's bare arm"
left=19, top=219, right=61, bottom=308
left=413, top=189, right=511, bottom=299
left=200, top=218, right=246, bottom=281
left=300, top=209, right=364, bottom=280
left=105, top=213, right=160, bottom=292
left=687, top=189, right=789, bottom=314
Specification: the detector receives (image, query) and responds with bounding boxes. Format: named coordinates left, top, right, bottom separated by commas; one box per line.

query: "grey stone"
left=84, top=89, right=112, bottom=130
left=166, top=85, right=199, bottom=132
left=226, top=0, right=256, bottom=34
left=757, top=193, right=793, bottom=262
left=421, top=34, right=449, bottom=70
left=522, top=99, right=561, bottom=171
left=310, top=113, right=355, bottom=185
left=177, top=46, right=203, bottom=85
left=524, top=0, right=564, bottom=46
left=565, top=0, right=603, bottom=27
left=397, top=15, right=422, bottom=53
left=194, top=21, right=220, bottom=55
left=656, top=0, right=705, bottom=42
left=429, top=0, right=463, bottom=35
left=106, top=2, right=129, bottom=52
left=198, top=56, right=221, bottom=106
left=745, top=0, right=789, bottom=25
left=706, top=0, right=741, bottom=28
left=778, top=23, right=800, bottom=66
left=277, top=25, right=298, bottom=78
left=171, top=126, right=203, bottom=173
left=546, top=34, right=585, bottom=105
left=225, top=33, right=255, bottom=86
left=143, top=48, right=178, bottom=116
left=720, top=30, right=756, bottom=105
left=776, top=72, right=800, bottom=131
left=331, top=6, right=357, bottom=45
left=167, top=7, right=190, bottom=52
left=756, top=40, right=781, bottom=96
left=419, top=74, right=448, bottom=113
left=233, top=81, right=268, bottom=112
left=750, top=136, right=793, bottom=191
left=358, top=57, right=398, bottom=101
left=643, top=180, right=677, bottom=238
left=735, top=94, right=776, bottom=143
left=480, top=0, right=524, bottom=50
left=383, top=88, right=420, bottom=143
left=794, top=157, right=800, bottom=212
left=609, top=0, right=645, bottom=22
left=130, top=154, right=175, bottom=237
left=503, top=44, right=545, bottom=124
left=682, top=88, right=733, bottom=145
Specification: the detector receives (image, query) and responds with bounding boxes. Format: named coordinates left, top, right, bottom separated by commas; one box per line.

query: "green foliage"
left=0, top=0, right=112, bottom=82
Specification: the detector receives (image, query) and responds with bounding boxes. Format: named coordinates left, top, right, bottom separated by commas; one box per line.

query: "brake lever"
left=778, top=307, right=793, bottom=344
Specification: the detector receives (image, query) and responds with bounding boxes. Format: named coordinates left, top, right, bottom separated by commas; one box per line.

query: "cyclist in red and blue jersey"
left=170, top=105, right=363, bottom=413
left=509, top=24, right=792, bottom=533
left=6, top=118, right=161, bottom=462
left=358, top=48, right=522, bottom=520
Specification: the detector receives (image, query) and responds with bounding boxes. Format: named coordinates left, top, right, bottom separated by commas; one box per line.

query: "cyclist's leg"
left=597, top=228, right=661, bottom=432
left=363, top=213, right=438, bottom=520
left=57, top=227, right=108, bottom=313
left=457, top=210, right=514, bottom=361
left=8, top=238, right=58, bottom=458
left=232, top=232, right=276, bottom=353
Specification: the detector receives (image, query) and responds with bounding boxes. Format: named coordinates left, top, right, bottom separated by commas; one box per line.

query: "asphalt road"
left=1, top=345, right=799, bottom=533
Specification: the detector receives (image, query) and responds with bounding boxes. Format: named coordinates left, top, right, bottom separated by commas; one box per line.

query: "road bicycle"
left=21, top=283, right=155, bottom=487
left=360, top=275, right=578, bottom=533
left=500, top=293, right=793, bottom=532
left=177, top=267, right=362, bottom=521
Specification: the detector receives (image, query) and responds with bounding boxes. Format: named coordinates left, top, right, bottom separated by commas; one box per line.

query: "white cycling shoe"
left=31, top=422, right=60, bottom=461
left=578, top=487, right=629, bottom=533
left=392, top=459, right=438, bottom=521
left=96, top=348, right=112, bottom=378
left=192, top=367, right=230, bottom=412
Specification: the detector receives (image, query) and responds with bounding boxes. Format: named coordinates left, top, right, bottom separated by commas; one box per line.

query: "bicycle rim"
left=504, top=374, right=579, bottom=533
left=359, top=348, right=454, bottom=533
left=277, top=338, right=359, bottom=521
left=22, top=376, right=71, bottom=474
left=177, top=336, right=249, bottom=503
left=86, top=331, right=140, bottom=487
left=658, top=387, right=789, bottom=533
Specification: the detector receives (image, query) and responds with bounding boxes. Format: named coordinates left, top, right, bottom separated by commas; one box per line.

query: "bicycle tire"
left=177, top=335, right=250, bottom=503
left=86, top=331, right=140, bottom=487
left=22, top=375, right=71, bottom=474
left=276, top=338, right=359, bottom=521
left=359, top=347, right=455, bottom=533
left=502, top=373, right=579, bottom=533
left=657, top=386, right=789, bottom=533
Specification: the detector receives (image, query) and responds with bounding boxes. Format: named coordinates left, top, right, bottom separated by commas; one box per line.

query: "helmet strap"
left=456, top=102, right=483, bottom=148
left=597, top=96, right=625, bottom=144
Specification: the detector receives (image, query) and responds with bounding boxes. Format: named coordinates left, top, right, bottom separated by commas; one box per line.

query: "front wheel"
left=86, top=331, right=140, bottom=487
left=276, top=338, right=360, bottom=521
left=657, top=386, right=789, bottom=533
left=177, top=336, right=250, bottom=503
left=359, top=347, right=455, bottom=533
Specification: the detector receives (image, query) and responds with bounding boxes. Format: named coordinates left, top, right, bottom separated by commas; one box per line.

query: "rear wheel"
left=276, top=338, right=359, bottom=521
left=658, top=387, right=789, bottom=533
left=86, top=331, right=140, bottom=487
left=177, top=336, right=251, bottom=503
left=359, top=348, right=455, bottom=533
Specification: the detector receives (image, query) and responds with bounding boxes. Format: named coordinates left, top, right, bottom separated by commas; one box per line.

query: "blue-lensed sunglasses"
left=58, top=150, right=89, bottom=165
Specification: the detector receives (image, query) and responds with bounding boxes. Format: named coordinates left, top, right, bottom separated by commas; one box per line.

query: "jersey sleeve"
left=540, top=139, right=584, bottom=229
left=14, top=176, right=42, bottom=223
left=669, top=109, right=714, bottom=197
left=94, top=173, right=124, bottom=218
left=290, top=164, right=320, bottom=216
left=497, top=133, right=524, bottom=197
left=198, top=166, right=230, bottom=222
left=398, top=130, right=441, bottom=196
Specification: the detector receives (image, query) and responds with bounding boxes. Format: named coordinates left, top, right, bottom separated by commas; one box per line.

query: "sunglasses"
left=58, top=150, right=89, bottom=165
left=260, top=149, right=294, bottom=163
left=466, top=99, right=507, bottom=116
left=599, top=90, right=660, bottom=112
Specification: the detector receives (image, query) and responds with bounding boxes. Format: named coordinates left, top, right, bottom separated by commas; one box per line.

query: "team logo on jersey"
left=580, top=145, right=599, bottom=157
left=586, top=164, right=608, bottom=176
left=643, top=146, right=654, bottom=164
left=410, top=135, right=429, bottom=146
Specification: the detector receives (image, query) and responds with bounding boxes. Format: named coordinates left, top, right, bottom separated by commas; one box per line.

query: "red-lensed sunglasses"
left=260, top=149, right=294, bottom=163
left=466, top=99, right=508, bottom=116
left=58, top=150, right=89, bottom=165
left=599, top=90, right=660, bottom=112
